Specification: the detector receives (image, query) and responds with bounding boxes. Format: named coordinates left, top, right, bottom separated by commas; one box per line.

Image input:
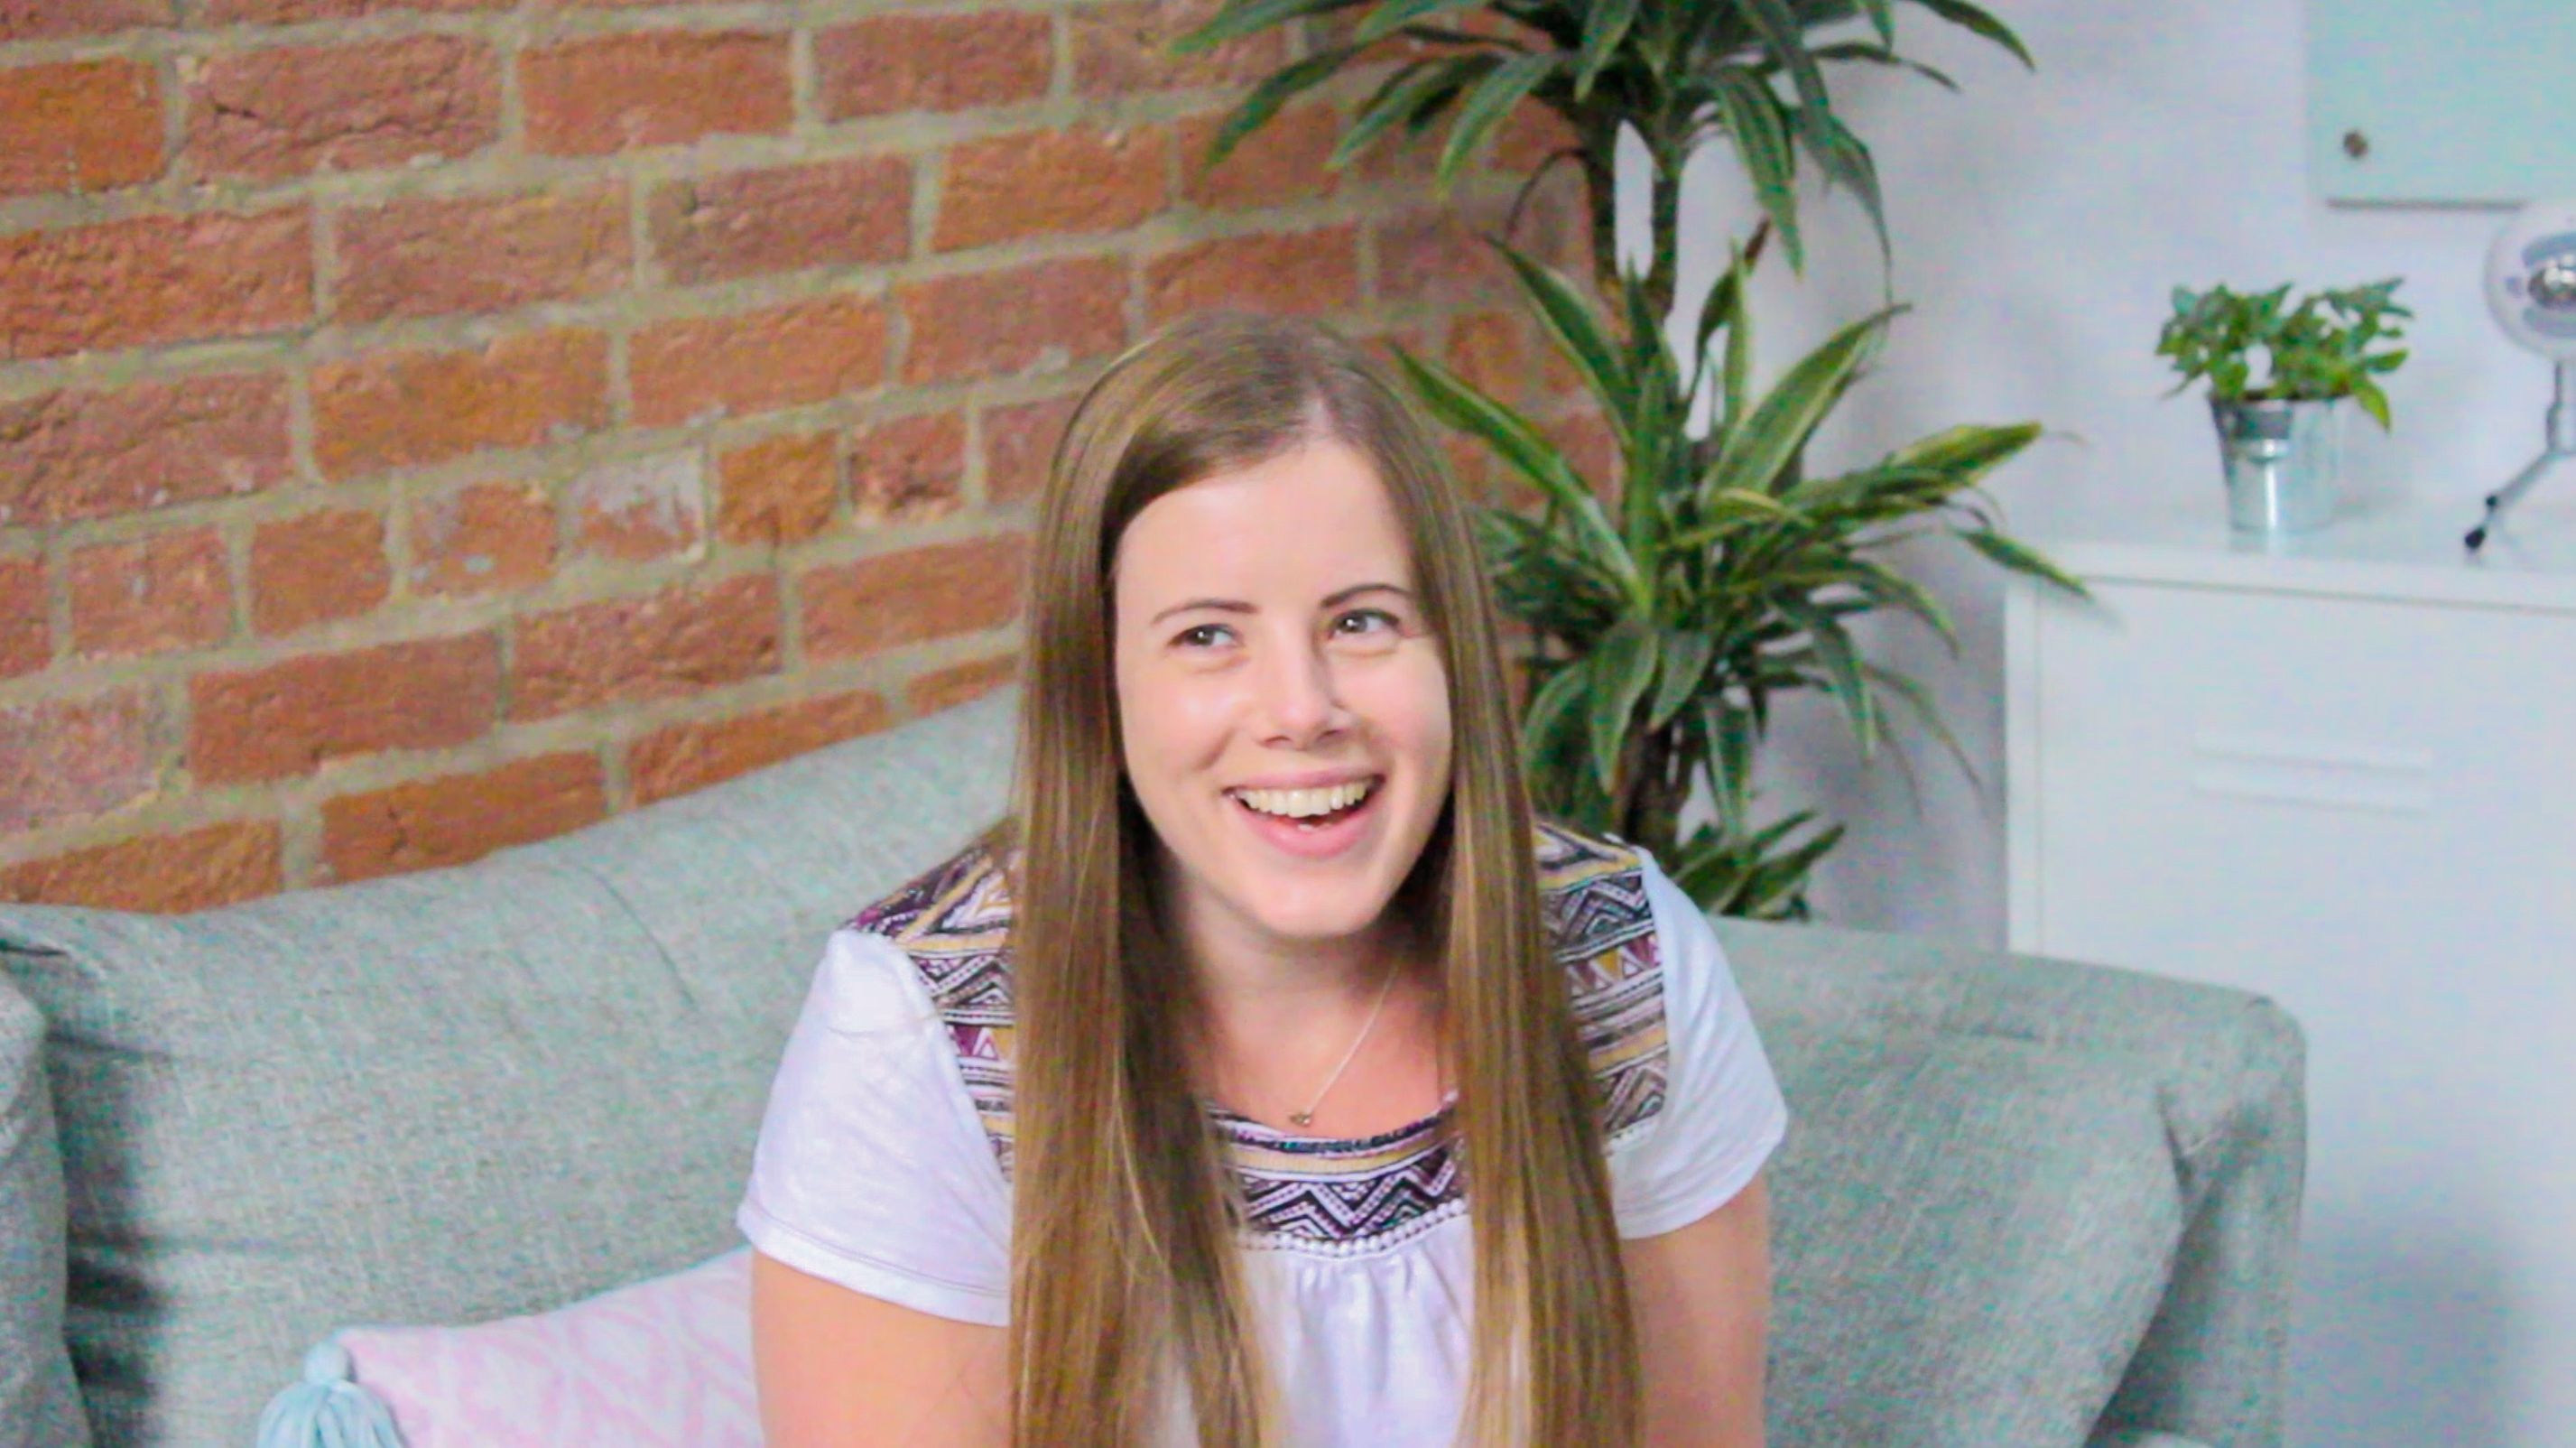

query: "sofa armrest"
left=1720, top=918, right=2304, bottom=1448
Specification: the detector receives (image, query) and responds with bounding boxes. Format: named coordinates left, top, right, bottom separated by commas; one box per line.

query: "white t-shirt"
left=737, top=824, right=1788, bottom=1446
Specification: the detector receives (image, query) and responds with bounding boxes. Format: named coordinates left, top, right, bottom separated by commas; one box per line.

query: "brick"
left=1145, top=224, right=1358, bottom=321
left=626, top=689, right=889, bottom=804
left=648, top=156, right=909, bottom=287
left=409, top=480, right=554, bottom=597
left=1446, top=310, right=1529, bottom=408
left=1376, top=193, right=1566, bottom=306
left=511, top=573, right=780, bottom=719
left=0, top=60, right=162, bottom=200
left=187, top=36, right=499, bottom=182
left=0, top=374, right=291, bottom=528
left=935, top=125, right=1168, bottom=252
left=0, top=209, right=310, bottom=362
left=0, top=1, right=172, bottom=41
left=311, top=329, right=609, bottom=480
left=629, top=294, right=885, bottom=428
left=0, top=820, right=282, bottom=913
left=335, top=185, right=629, bottom=325
left=1494, top=101, right=1580, bottom=173
left=521, top=31, right=791, bottom=157
left=801, top=534, right=1026, bottom=662
left=67, top=527, right=230, bottom=660
left=897, top=255, right=1126, bottom=385
left=568, top=448, right=705, bottom=562
left=0, top=555, right=42, bottom=678
left=817, top=10, right=1052, bottom=120
left=848, top=411, right=962, bottom=525
left=1073, top=0, right=1286, bottom=97
left=190, top=632, right=499, bottom=784
left=715, top=432, right=836, bottom=547
left=252, top=507, right=390, bottom=636
left=982, top=393, right=1079, bottom=506
left=321, top=752, right=606, bottom=883
left=1546, top=404, right=1617, bottom=491
left=1179, top=99, right=1339, bottom=211
left=204, top=0, right=506, bottom=20
left=0, top=689, right=158, bottom=832
left=908, top=653, right=1015, bottom=715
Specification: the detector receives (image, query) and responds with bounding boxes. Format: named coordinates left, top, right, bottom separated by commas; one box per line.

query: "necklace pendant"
left=1289, top=1110, right=1313, bottom=1128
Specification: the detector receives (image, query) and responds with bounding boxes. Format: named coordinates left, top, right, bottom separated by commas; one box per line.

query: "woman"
left=737, top=311, right=1786, bottom=1447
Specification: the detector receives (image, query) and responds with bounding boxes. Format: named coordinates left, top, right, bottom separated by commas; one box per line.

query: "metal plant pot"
left=2209, top=396, right=2342, bottom=534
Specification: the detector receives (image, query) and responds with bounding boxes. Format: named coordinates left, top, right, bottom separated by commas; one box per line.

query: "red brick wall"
left=0, top=0, right=1593, bottom=913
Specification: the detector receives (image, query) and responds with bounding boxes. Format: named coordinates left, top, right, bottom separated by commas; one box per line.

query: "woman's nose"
left=1254, top=638, right=1347, bottom=747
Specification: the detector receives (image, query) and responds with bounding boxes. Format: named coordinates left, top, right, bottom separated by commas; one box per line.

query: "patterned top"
left=739, top=820, right=1785, bottom=1443
left=843, top=821, right=1669, bottom=1257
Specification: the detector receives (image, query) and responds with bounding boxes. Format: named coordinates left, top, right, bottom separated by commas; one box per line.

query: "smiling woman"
left=737, top=312, right=1786, bottom=1448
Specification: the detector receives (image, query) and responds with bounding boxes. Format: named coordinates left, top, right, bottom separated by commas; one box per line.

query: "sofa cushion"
left=1, top=971, right=89, bottom=1448
left=0, top=690, right=1015, bottom=1447
left=264, top=1247, right=756, bottom=1448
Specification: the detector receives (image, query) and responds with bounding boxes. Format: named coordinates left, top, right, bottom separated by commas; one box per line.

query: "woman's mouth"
left=1225, top=776, right=1382, bottom=857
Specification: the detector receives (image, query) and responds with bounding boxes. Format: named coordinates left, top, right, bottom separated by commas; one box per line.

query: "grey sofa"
left=0, top=688, right=2303, bottom=1448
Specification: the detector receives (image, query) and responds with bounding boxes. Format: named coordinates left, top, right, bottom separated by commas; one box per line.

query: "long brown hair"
left=998, top=311, right=1639, bottom=1447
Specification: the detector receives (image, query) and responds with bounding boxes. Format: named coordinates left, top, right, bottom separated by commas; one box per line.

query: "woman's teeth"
left=1232, top=779, right=1374, bottom=819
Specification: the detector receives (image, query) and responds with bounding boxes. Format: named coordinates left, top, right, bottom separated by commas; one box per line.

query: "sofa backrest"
left=0, top=690, right=1015, bottom=1447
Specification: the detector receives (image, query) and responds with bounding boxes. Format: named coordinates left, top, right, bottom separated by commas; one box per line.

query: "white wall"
left=1617, top=0, right=2560, bottom=947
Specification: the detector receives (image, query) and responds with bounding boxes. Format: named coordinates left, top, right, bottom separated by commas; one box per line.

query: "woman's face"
left=1110, top=438, right=1453, bottom=955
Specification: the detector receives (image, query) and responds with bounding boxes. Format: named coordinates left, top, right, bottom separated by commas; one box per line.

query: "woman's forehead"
left=1111, top=441, right=1413, bottom=600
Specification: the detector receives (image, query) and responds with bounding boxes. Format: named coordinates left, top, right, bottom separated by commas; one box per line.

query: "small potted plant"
left=2157, top=278, right=2410, bottom=534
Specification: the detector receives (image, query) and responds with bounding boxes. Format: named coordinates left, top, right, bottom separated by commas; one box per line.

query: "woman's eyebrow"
left=1146, top=583, right=1411, bottom=627
left=1320, top=582, right=1411, bottom=608
left=1148, top=597, right=1255, bottom=626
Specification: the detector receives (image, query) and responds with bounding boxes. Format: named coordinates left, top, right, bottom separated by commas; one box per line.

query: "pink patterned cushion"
left=336, top=1248, right=760, bottom=1447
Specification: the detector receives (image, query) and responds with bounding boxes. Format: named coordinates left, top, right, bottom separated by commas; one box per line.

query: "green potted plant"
left=1177, top=0, right=2087, bottom=920
left=2157, top=279, right=2411, bottom=534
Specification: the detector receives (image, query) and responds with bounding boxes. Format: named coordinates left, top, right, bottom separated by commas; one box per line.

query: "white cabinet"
left=2003, top=498, right=2576, bottom=1448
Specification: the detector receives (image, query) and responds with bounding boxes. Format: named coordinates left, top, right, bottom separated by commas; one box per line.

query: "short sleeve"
left=736, top=928, right=1013, bottom=1325
left=1608, top=851, right=1790, bottom=1239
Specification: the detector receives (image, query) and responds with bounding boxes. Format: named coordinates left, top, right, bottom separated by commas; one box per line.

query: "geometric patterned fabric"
left=847, top=820, right=1669, bottom=1256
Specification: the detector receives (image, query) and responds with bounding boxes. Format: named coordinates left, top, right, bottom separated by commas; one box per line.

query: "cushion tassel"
left=254, top=1341, right=408, bottom=1448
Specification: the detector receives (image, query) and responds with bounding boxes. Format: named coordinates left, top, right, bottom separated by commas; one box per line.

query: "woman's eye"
left=1332, top=608, right=1400, bottom=637
left=1174, top=623, right=1233, bottom=649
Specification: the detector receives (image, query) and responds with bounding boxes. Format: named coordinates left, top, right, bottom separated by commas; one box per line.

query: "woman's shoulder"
left=1532, top=820, right=1675, bottom=1149
left=839, top=838, right=1022, bottom=1175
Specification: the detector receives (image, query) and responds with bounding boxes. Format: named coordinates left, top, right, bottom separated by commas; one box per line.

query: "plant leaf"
left=1203, top=43, right=1366, bottom=167
left=1586, top=618, right=1659, bottom=792
left=1353, top=0, right=1481, bottom=47
left=1435, top=51, right=1562, bottom=191
left=1884, top=420, right=2040, bottom=482
left=1518, top=656, right=1591, bottom=774
left=1958, top=527, right=2089, bottom=596
left=1490, top=239, right=1630, bottom=439
left=1739, top=0, right=1836, bottom=158
left=1703, top=305, right=1903, bottom=505
left=1647, top=627, right=1719, bottom=729
left=1776, top=593, right=1877, bottom=756
left=1173, top=0, right=1367, bottom=52
left=1905, top=0, right=2035, bottom=68
left=1575, top=0, right=1640, bottom=99
left=1708, top=70, right=1802, bottom=272
left=1394, top=345, right=1640, bottom=596
left=1330, top=51, right=1499, bottom=170
left=1859, top=659, right=1979, bottom=789
left=1811, top=41, right=1957, bottom=90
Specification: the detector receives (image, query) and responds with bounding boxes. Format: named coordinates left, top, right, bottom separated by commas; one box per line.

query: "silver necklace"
left=1288, top=958, right=1401, bottom=1128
